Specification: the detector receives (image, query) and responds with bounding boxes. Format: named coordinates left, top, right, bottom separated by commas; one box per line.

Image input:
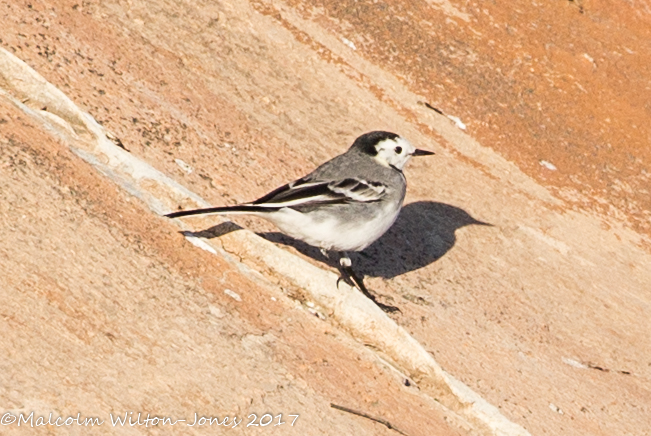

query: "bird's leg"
left=337, top=252, right=400, bottom=314
left=336, top=254, right=356, bottom=289
left=320, top=248, right=329, bottom=261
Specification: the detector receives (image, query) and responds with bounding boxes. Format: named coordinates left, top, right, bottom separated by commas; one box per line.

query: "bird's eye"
left=394, top=146, right=403, bottom=154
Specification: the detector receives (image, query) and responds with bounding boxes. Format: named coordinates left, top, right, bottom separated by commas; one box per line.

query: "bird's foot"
left=338, top=263, right=400, bottom=314
left=336, top=274, right=354, bottom=289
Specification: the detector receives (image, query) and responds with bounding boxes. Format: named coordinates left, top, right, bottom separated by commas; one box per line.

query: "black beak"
left=412, top=149, right=435, bottom=156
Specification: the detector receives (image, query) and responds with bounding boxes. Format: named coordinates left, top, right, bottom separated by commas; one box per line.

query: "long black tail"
left=165, top=204, right=275, bottom=219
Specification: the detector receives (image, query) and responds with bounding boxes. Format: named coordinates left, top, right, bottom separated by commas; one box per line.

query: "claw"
left=377, top=302, right=401, bottom=314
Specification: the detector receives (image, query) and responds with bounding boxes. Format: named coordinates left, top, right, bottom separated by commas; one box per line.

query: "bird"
left=165, top=131, right=434, bottom=312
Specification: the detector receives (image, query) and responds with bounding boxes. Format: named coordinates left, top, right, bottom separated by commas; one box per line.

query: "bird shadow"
left=189, top=201, right=491, bottom=279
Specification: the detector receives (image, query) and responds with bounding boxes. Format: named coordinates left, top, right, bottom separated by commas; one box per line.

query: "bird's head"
left=350, top=131, right=434, bottom=171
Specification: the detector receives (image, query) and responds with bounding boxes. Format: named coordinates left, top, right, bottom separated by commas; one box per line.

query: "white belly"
left=265, top=203, right=401, bottom=252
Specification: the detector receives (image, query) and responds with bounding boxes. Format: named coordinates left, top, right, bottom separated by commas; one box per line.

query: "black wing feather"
left=166, top=177, right=388, bottom=218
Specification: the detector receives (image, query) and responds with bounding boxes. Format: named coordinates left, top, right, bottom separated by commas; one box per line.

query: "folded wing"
left=250, top=177, right=387, bottom=208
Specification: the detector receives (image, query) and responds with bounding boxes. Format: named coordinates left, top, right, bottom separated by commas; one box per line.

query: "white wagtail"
left=166, top=131, right=434, bottom=312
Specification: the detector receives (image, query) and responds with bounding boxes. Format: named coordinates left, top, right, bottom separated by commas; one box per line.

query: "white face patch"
left=373, top=137, right=416, bottom=170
